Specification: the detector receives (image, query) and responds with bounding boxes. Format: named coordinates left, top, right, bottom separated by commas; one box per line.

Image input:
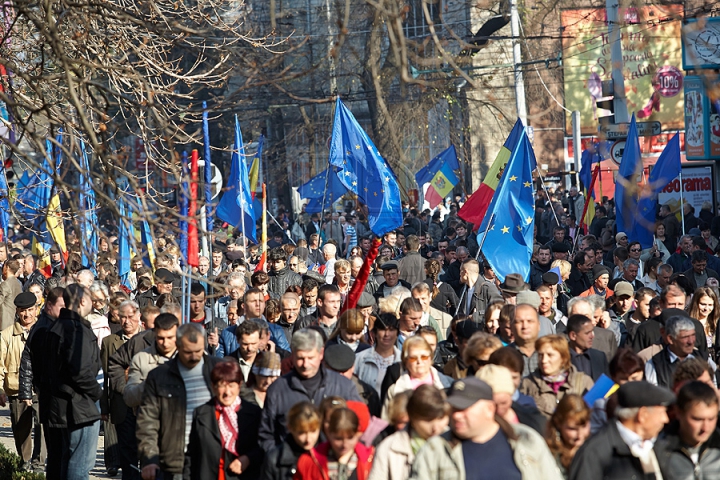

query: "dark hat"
left=154, top=268, right=176, bottom=284
left=446, top=377, right=494, bottom=410
left=499, top=273, right=528, bottom=293
left=455, top=320, right=483, bottom=340
left=616, top=381, right=675, bottom=408
left=380, top=260, right=400, bottom=271
left=542, top=271, right=560, bottom=285
left=49, top=245, right=61, bottom=254
left=551, top=243, right=570, bottom=253
left=213, top=241, right=228, bottom=253
left=592, top=264, right=610, bottom=281
left=374, top=313, right=399, bottom=331
left=356, top=292, right=375, bottom=309
left=14, top=291, right=37, bottom=309
left=657, top=308, right=691, bottom=326
left=225, top=251, right=245, bottom=262
left=324, top=344, right=355, bottom=373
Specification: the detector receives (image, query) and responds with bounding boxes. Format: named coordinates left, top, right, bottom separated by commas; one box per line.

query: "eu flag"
left=216, top=116, right=258, bottom=243
left=79, top=139, right=98, bottom=269
left=615, top=114, right=643, bottom=238
left=297, top=167, right=348, bottom=214
left=0, top=159, right=9, bottom=241
left=630, top=134, right=681, bottom=248
left=477, top=128, right=537, bottom=282
left=117, top=196, right=134, bottom=287
left=328, top=99, right=402, bottom=236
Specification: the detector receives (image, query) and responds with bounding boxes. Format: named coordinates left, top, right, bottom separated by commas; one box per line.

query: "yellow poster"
left=561, top=6, right=684, bottom=135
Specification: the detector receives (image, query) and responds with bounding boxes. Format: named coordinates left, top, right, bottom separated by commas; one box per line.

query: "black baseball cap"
left=446, top=377, right=494, bottom=410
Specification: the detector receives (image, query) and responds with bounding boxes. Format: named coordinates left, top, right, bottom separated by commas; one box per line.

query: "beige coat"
left=0, top=277, right=22, bottom=331
left=123, top=343, right=174, bottom=408
left=368, top=429, right=415, bottom=480
left=0, top=322, right=30, bottom=396
left=519, top=365, right=594, bottom=418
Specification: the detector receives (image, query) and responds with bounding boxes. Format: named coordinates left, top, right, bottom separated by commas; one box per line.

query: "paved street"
left=0, top=407, right=108, bottom=479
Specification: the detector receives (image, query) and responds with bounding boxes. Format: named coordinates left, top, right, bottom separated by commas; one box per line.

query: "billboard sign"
left=682, top=18, right=720, bottom=70
left=657, top=165, right=714, bottom=218
left=561, top=6, right=685, bottom=135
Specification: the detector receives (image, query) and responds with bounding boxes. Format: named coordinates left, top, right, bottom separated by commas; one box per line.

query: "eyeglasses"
left=630, top=249, right=641, bottom=252
left=407, top=354, right=431, bottom=362
left=289, top=263, right=299, bottom=268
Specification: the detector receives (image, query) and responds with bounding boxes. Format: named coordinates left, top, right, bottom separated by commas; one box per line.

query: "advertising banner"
left=561, top=6, right=684, bottom=135
left=657, top=165, right=714, bottom=218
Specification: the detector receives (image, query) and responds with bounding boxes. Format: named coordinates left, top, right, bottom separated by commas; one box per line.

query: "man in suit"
left=0, top=259, right=23, bottom=331
left=567, top=296, right=617, bottom=363
left=683, top=250, right=720, bottom=290
left=567, top=314, right=609, bottom=382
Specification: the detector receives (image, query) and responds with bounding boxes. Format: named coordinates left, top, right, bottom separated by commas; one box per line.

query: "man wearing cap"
left=498, top=273, right=528, bottom=305
left=551, top=242, right=570, bottom=262
left=410, top=376, right=561, bottom=480
left=0, top=292, right=44, bottom=472
left=324, top=344, right=381, bottom=417
left=645, top=315, right=710, bottom=388
left=373, top=260, right=411, bottom=302
left=570, top=381, right=674, bottom=480
left=0, top=259, right=23, bottom=331
left=136, top=268, right=175, bottom=309
left=566, top=252, right=593, bottom=297
left=580, top=264, right=612, bottom=298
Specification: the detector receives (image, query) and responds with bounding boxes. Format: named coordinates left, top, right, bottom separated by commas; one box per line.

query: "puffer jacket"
left=136, top=355, right=219, bottom=474
left=656, top=422, right=720, bottom=480
left=409, top=422, right=563, bottom=480
left=519, top=365, right=594, bottom=418
left=268, top=267, right=302, bottom=299
left=123, top=343, right=175, bottom=408
left=0, top=321, right=31, bottom=396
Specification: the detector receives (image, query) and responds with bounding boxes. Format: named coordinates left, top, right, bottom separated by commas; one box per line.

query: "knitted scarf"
left=215, top=396, right=241, bottom=455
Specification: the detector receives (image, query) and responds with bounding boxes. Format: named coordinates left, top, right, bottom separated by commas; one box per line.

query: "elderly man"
left=645, top=315, right=707, bottom=388
left=410, top=377, right=561, bottom=480
left=667, top=234, right=693, bottom=274
left=399, top=235, right=425, bottom=286
left=322, top=243, right=338, bottom=283
left=137, top=323, right=220, bottom=479
left=0, top=292, right=44, bottom=472
left=458, top=259, right=502, bottom=322
left=570, top=381, right=674, bottom=480
left=101, top=299, right=143, bottom=479
left=213, top=272, right=246, bottom=323
left=258, top=329, right=361, bottom=451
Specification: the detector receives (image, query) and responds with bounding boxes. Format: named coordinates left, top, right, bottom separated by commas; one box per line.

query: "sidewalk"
left=0, top=406, right=108, bottom=479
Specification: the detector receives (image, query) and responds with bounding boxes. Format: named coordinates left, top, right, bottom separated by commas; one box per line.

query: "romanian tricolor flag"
left=248, top=135, right=264, bottom=200
left=458, top=120, right=523, bottom=229
left=415, top=145, right=460, bottom=209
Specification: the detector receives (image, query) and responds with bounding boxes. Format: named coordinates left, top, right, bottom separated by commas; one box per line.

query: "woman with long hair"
left=483, top=300, right=505, bottom=335
left=545, top=394, right=591, bottom=478
left=688, top=286, right=720, bottom=358
left=423, top=259, right=458, bottom=314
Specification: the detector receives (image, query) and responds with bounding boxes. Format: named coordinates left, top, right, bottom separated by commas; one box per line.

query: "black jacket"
left=43, top=308, right=103, bottom=428
left=570, top=421, right=659, bottom=480
left=423, top=279, right=458, bottom=314
left=259, top=437, right=305, bottom=480
left=267, top=267, right=302, bottom=299
left=529, top=262, right=551, bottom=290
left=567, top=267, right=591, bottom=297
left=183, top=400, right=264, bottom=480
left=655, top=421, right=720, bottom=480
left=19, top=310, right=55, bottom=401
left=571, top=348, right=609, bottom=382
left=632, top=317, right=708, bottom=358
left=651, top=346, right=708, bottom=389
left=137, top=355, right=220, bottom=474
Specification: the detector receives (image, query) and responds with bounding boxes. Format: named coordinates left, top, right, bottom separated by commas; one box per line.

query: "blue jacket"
left=215, top=317, right=291, bottom=358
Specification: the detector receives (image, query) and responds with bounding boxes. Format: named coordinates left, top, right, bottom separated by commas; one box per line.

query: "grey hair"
left=411, top=281, right=431, bottom=295
left=323, top=243, right=337, bottom=255
left=456, top=247, right=469, bottom=256
left=226, top=272, right=246, bottom=286
left=665, top=315, right=696, bottom=339
left=623, top=258, right=640, bottom=268
left=118, top=299, right=140, bottom=312
left=658, top=264, right=673, bottom=275
left=615, top=406, right=641, bottom=421
left=177, top=322, right=204, bottom=343
left=567, top=296, right=592, bottom=314
left=161, top=303, right=182, bottom=321
left=89, top=280, right=109, bottom=297
left=291, top=328, right=324, bottom=353
left=587, top=294, right=606, bottom=312
left=77, top=269, right=94, bottom=282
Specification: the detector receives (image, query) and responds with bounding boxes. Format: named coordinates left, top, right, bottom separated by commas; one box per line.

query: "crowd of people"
left=1, top=191, right=720, bottom=480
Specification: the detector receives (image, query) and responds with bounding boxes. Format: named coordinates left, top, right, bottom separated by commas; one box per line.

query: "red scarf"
left=215, top=396, right=241, bottom=455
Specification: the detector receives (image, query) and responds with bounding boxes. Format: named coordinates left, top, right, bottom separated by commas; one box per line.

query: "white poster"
left=657, top=165, right=714, bottom=219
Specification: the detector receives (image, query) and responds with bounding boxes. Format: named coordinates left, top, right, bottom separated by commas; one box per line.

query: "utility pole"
left=572, top=110, right=581, bottom=186
left=606, top=0, right=628, bottom=123
left=510, top=0, right=527, bottom=124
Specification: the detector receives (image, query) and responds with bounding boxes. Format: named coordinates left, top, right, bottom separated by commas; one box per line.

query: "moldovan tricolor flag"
left=458, top=119, right=523, bottom=229
left=425, top=162, right=459, bottom=209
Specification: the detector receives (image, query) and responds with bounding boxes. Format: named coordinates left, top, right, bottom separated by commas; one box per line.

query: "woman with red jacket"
left=293, top=408, right=374, bottom=480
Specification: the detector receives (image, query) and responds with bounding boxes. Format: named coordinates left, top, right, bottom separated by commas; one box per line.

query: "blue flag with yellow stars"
left=329, top=99, right=402, bottom=236
left=297, top=167, right=348, bottom=214
left=615, top=114, right=642, bottom=241
left=477, top=127, right=537, bottom=283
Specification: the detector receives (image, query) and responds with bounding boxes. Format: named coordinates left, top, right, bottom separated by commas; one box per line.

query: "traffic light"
left=596, top=80, right=615, bottom=127
left=3, top=157, right=13, bottom=180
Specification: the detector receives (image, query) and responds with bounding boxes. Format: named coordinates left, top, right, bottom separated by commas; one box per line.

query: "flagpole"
left=679, top=169, right=686, bottom=236
left=262, top=183, right=268, bottom=272
left=455, top=212, right=496, bottom=318
left=235, top=128, right=248, bottom=254
left=267, top=211, right=297, bottom=246
left=535, top=168, right=560, bottom=226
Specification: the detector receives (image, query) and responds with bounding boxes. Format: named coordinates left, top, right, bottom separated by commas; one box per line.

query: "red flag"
left=341, top=238, right=380, bottom=313
left=187, top=150, right=200, bottom=267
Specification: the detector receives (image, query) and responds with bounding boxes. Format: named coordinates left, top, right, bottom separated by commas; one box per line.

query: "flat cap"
left=542, top=271, right=560, bottom=285
left=551, top=243, right=569, bottom=253
left=356, top=292, right=376, bottom=309
left=657, top=308, right=691, bottom=326
left=446, top=377, right=494, bottom=410
left=516, top=290, right=540, bottom=309
left=455, top=320, right=483, bottom=340
left=616, top=232, right=628, bottom=242
left=154, top=268, right=176, bottom=283
left=14, top=291, right=37, bottom=309
left=324, top=344, right=355, bottom=373
left=380, top=260, right=400, bottom=271
left=616, top=381, right=675, bottom=408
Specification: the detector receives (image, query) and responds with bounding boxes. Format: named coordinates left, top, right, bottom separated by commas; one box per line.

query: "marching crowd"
left=2, top=190, right=720, bottom=480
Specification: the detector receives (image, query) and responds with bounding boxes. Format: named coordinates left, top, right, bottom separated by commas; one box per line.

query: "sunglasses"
left=407, top=354, right=431, bottom=362
left=630, top=249, right=641, bottom=252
